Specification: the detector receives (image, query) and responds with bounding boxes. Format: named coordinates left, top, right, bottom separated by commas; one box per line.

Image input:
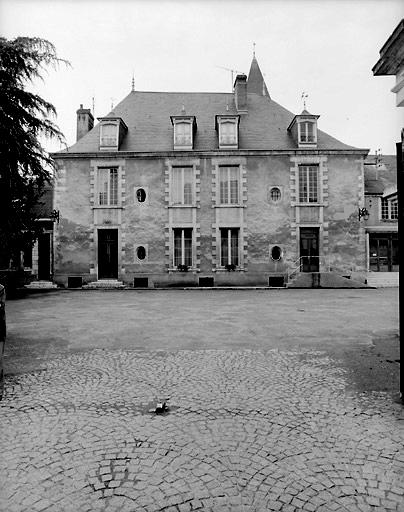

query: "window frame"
left=216, top=115, right=239, bottom=149
left=171, top=116, right=195, bottom=150
left=97, top=167, right=119, bottom=206
left=173, top=228, right=193, bottom=268
left=298, top=120, right=317, bottom=145
left=298, top=164, right=319, bottom=204
left=381, top=196, right=398, bottom=220
left=220, top=227, right=240, bottom=267
left=218, top=165, right=240, bottom=205
left=170, top=166, right=194, bottom=206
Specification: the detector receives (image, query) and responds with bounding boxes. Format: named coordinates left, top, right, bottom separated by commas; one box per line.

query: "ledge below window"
left=213, top=267, right=245, bottom=272
left=168, top=268, right=200, bottom=273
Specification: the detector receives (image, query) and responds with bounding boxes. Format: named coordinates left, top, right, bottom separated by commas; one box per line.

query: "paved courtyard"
left=0, top=289, right=403, bottom=512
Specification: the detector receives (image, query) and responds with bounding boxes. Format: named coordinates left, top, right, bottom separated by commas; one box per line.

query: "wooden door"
left=98, top=229, right=118, bottom=279
left=300, top=228, right=319, bottom=272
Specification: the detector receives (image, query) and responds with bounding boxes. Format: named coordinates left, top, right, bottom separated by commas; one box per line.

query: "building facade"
left=364, top=155, right=398, bottom=287
left=51, top=57, right=369, bottom=288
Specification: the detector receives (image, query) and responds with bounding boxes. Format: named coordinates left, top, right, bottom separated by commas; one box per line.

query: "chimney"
left=76, top=104, right=94, bottom=141
left=234, top=74, right=247, bottom=113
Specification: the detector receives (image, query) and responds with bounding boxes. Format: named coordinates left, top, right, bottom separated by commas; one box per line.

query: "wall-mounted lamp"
left=358, top=207, right=369, bottom=221
left=50, top=209, right=60, bottom=223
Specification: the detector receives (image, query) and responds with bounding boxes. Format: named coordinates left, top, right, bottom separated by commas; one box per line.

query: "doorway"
left=300, top=227, right=319, bottom=272
left=98, top=229, right=118, bottom=279
left=369, top=233, right=398, bottom=272
left=38, top=232, right=51, bottom=280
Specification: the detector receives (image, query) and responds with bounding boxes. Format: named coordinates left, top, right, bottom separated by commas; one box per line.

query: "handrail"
left=288, top=256, right=331, bottom=280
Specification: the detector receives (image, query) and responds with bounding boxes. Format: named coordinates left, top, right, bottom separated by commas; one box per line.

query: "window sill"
left=214, top=268, right=245, bottom=272
left=168, top=204, right=197, bottom=208
left=294, top=203, right=324, bottom=207
left=380, top=218, right=398, bottom=222
left=92, top=205, right=124, bottom=209
left=213, top=204, right=245, bottom=208
left=168, top=268, right=200, bottom=273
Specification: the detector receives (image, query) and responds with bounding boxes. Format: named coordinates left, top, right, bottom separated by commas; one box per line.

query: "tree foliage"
left=0, top=37, right=68, bottom=268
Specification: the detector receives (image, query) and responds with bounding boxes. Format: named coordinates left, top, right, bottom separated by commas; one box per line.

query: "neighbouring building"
left=51, top=56, right=370, bottom=288
left=364, top=155, right=398, bottom=287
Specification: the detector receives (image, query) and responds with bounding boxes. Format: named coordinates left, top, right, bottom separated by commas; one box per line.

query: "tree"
left=0, top=37, right=68, bottom=271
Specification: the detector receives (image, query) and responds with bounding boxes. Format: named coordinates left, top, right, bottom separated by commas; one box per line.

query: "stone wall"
left=53, top=152, right=366, bottom=287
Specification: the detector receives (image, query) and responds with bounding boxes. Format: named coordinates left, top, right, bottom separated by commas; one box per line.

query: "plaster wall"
left=53, top=152, right=367, bottom=287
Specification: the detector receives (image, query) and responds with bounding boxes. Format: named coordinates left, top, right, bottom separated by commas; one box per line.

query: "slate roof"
left=364, top=155, right=397, bottom=195
left=59, top=58, right=363, bottom=155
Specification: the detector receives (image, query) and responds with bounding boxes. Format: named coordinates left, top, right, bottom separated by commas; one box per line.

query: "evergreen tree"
left=0, top=37, right=68, bottom=269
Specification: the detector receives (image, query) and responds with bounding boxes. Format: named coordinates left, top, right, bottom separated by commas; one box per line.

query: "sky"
left=0, top=0, right=403, bottom=156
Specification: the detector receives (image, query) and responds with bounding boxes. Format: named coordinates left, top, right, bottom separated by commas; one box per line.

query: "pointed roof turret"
left=247, top=56, right=270, bottom=98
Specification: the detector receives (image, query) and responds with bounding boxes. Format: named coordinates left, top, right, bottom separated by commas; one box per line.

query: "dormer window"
left=98, top=116, right=128, bottom=151
left=287, top=110, right=319, bottom=149
left=216, top=115, right=240, bottom=149
left=100, top=123, right=118, bottom=148
left=299, top=121, right=316, bottom=144
left=170, top=116, right=196, bottom=150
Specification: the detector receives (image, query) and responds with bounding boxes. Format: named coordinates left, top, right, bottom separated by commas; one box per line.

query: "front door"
left=38, top=232, right=51, bottom=280
left=300, top=227, right=319, bottom=272
left=98, top=229, right=118, bottom=279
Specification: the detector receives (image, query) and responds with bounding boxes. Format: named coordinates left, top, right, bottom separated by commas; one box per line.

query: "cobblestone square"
left=0, top=289, right=402, bottom=511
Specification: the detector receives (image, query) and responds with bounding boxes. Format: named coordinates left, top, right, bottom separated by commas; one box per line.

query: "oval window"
left=270, top=187, right=281, bottom=202
left=137, top=246, right=146, bottom=260
left=136, top=188, right=146, bottom=202
left=271, top=245, right=282, bottom=261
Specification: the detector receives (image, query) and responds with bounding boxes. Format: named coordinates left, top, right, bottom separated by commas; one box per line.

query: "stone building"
left=51, top=56, right=369, bottom=288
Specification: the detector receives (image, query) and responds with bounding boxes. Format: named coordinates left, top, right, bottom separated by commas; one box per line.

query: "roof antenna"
left=92, top=96, right=95, bottom=116
left=110, top=97, right=115, bottom=111
left=301, top=91, right=308, bottom=111
left=253, top=42, right=256, bottom=58
left=131, top=71, right=135, bottom=92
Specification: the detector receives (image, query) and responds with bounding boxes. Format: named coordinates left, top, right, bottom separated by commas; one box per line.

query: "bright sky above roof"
left=0, top=0, right=403, bottom=156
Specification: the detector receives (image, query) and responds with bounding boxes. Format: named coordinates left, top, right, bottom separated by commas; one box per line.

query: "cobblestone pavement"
left=1, top=347, right=403, bottom=512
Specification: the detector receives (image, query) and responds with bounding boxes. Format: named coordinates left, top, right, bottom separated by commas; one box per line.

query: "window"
left=171, top=116, right=195, bottom=149
left=220, top=228, right=239, bottom=267
left=100, top=123, right=118, bottom=147
left=136, top=246, right=146, bottom=260
left=299, top=121, right=316, bottom=143
left=136, top=188, right=146, bottom=203
left=171, top=167, right=193, bottom=205
left=173, top=228, right=193, bottom=267
left=174, top=122, right=192, bottom=147
left=381, top=197, right=398, bottom=220
left=219, top=166, right=239, bottom=205
left=220, top=121, right=237, bottom=146
left=98, top=168, right=118, bottom=206
left=270, top=187, right=281, bottom=202
left=271, top=246, right=282, bottom=261
left=298, top=165, right=319, bottom=203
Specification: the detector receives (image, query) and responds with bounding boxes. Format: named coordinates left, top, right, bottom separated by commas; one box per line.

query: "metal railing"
left=288, top=256, right=331, bottom=280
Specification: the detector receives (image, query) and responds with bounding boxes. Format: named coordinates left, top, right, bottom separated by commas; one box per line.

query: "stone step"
left=366, top=272, right=399, bottom=288
left=25, top=281, right=58, bottom=289
left=287, top=272, right=368, bottom=289
left=83, top=280, right=126, bottom=289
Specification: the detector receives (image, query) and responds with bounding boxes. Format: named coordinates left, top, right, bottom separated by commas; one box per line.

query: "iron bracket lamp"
left=358, top=207, right=369, bottom=221
left=50, top=209, right=60, bottom=223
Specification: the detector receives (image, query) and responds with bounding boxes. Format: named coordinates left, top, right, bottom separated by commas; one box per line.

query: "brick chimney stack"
left=76, top=104, right=94, bottom=141
left=234, top=74, right=248, bottom=113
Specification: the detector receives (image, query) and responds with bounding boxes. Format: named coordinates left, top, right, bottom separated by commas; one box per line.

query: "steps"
left=366, top=272, right=399, bottom=288
left=287, top=272, right=369, bottom=289
left=83, top=280, right=126, bottom=289
left=25, top=280, right=58, bottom=289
